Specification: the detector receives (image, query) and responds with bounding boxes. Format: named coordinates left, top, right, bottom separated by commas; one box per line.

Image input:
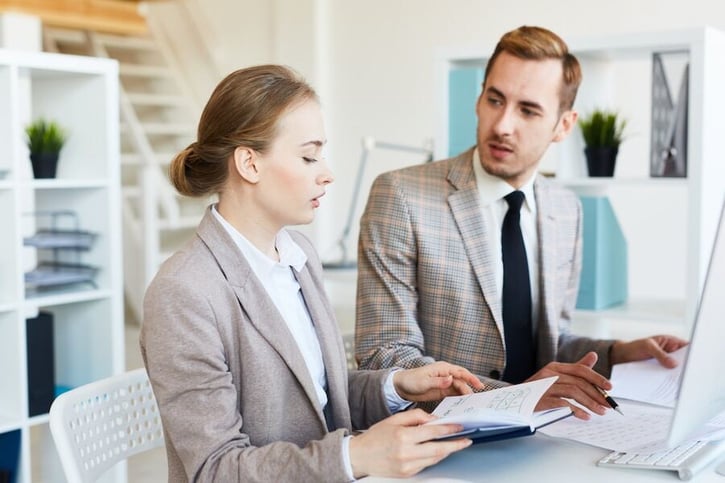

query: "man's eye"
left=302, top=156, right=318, bottom=163
left=487, top=97, right=503, bottom=106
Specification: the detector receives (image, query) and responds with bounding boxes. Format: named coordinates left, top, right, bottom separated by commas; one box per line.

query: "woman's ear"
left=233, top=146, right=260, bottom=183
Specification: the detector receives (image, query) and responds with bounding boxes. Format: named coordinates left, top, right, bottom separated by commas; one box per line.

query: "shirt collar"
left=211, top=204, right=308, bottom=276
left=472, top=147, right=537, bottom=212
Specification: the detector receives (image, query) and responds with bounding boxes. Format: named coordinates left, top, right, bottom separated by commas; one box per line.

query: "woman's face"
left=254, top=99, right=333, bottom=229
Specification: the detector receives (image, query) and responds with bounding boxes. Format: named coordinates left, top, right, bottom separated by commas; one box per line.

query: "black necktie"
left=501, top=190, right=535, bottom=383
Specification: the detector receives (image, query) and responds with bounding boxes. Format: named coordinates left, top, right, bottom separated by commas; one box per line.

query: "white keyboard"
left=597, top=438, right=725, bottom=480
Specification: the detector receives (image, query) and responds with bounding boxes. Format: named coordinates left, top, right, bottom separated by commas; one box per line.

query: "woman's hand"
left=392, top=361, right=485, bottom=402
left=349, top=409, right=472, bottom=478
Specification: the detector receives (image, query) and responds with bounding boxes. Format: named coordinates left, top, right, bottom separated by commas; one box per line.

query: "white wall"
left=160, top=0, right=725, bottom=286
left=319, top=1, right=725, bottom=260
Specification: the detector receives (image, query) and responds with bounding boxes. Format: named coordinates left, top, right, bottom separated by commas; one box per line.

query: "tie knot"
left=504, top=190, right=525, bottom=212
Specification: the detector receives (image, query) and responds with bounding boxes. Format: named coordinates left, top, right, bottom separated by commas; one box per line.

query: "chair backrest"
left=49, top=367, right=164, bottom=483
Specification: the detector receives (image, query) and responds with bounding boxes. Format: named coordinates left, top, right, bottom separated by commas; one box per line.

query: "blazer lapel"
left=293, top=265, right=347, bottom=429
left=196, top=209, right=327, bottom=428
left=533, top=178, right=559, bottom=365
left=447, top=151, right=505, bottom=335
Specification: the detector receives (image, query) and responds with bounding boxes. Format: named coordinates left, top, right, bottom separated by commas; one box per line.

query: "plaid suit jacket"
left=355, top=148, right=614, bottom=389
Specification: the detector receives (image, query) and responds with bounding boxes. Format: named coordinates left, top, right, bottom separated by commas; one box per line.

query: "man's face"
left=476, top=51, right=577, bottom=187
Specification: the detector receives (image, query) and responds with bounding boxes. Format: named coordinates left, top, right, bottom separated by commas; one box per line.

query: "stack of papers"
left=539, top=347, right=725, bottom=452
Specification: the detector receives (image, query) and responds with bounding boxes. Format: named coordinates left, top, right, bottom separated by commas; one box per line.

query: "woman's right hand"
left=348, top=409, right=472, bottom=479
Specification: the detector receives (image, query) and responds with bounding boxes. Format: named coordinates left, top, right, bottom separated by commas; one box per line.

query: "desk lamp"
left=323, top=136, right=433, bottom=269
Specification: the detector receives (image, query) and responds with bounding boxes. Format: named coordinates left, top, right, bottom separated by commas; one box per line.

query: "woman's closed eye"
left=302, top=156, right=318, bottom=163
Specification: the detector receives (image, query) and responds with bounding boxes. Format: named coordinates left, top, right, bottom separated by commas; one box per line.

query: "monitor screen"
left=669, top=199, right=725, bottom=446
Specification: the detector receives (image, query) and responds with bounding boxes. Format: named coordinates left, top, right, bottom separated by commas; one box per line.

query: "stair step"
left=95, top=33, right=157, bottom=51
left=159, top=215, right=202, bottom=230
left=143, top=123, right=196, bottom=136
left=122, top=152, right=177, bottom=165
left=120, top=122, right=195, bottom=136
left=44, top=28, right=87, bottom=45
left=120, top=64, right=174, bottom=79
left=127, top=92, right=188, bottom=107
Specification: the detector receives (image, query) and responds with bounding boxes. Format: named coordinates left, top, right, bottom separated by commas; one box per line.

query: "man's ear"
left=233, top=146, right=259, bottom=183
left=553, top=110, right=578, bottom=143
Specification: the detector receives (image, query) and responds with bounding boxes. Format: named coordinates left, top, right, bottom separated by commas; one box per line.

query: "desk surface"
left=363, top=433, right=725, bottom=483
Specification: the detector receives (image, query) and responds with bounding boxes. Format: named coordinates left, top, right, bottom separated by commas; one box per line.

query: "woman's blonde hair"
left=169, top=64, right=318, bottom=197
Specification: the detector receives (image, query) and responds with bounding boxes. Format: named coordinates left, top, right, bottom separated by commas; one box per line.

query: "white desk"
left=363, top=433, right=725, bottom=482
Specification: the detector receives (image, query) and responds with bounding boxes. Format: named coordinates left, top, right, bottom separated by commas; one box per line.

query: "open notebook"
left=428, top=376, right=571, bottom=443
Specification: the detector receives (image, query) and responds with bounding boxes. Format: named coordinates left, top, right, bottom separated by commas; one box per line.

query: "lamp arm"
left=337, top=145, right=370, bottom=264
left=324, top=136, right=433, bottom=268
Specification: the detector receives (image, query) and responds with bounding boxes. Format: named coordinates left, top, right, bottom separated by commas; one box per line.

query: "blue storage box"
left=0, top=430, right=20, bottom=483
left=576, top=196, right=628, bottom=310
left=448, top=66, right=483, bottom=157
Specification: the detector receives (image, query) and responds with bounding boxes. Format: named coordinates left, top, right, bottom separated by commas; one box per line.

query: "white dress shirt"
left=471, top=148, right=541, bottom=330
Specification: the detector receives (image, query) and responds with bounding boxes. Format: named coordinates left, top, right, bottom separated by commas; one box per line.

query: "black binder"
left=26, top=311, right=55, bottom=416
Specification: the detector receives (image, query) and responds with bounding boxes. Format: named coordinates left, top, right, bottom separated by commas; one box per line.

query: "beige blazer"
left=355, top=148, right=614, bottom=388
left=141, top=208, right=392, bottom=482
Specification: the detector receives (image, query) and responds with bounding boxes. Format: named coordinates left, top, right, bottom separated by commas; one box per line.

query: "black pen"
left=597, top=387, right=624, bottom=415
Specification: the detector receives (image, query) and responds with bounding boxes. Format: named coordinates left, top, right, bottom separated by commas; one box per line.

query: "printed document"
left=609, top=346, right=688, bottom=407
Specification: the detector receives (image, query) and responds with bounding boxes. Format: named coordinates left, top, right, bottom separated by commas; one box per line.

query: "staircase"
left=44, top=25, right=211, bottom=323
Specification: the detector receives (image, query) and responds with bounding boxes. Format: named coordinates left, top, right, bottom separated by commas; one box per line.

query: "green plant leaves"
left=578, top=110, right=627, bottom=148
left=25, top=118, right=68, bottom=154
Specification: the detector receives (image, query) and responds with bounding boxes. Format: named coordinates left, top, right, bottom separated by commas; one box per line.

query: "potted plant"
left=25, top=118, right=68, bottom=179
left=578, top=109, right=627, bottom=177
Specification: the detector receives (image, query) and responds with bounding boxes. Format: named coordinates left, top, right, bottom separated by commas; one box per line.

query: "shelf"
left=27, top=414, right=50, bottom=426
left=0, top=47, right=123, bottom=483
left=554, top=176, right=688, bottom=188
left=574, top=297, right=686, bottom=324
left=0, top=416, right=22, bottom=435
left=25, top=178, right=110, bottom=190
left=23, top=288, right=112, bottom=308
left=0, top=303, right=16, bottom=313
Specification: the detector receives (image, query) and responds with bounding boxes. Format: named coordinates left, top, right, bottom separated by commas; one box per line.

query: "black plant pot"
left=29, top=152, right=59, bottom=179
left=584, top=146, right=618, bottom=177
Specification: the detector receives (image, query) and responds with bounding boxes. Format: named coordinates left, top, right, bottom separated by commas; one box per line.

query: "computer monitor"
left=668, top=199, right=725, bottom=446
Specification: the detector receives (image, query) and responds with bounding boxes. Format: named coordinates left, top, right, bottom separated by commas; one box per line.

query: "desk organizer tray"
left=24, top=262, right=98, bottom=288
left=23, top=229, right=97, bottom=250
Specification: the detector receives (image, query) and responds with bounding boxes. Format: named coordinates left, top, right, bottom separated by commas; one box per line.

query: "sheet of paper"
left=540, top=400, right=725, bottom=452
left=609, top=346, right=688, bottom=407
left=540, top=401, right=673, bottom=451
left=428, top=376, right=557, bottom=430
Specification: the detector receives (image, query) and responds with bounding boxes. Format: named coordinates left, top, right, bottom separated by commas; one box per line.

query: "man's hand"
left=526, top=352, right=611, bottom=420
left=393, top=361, right=485, bottom=402
left=610, top=335, right=688, bottom=368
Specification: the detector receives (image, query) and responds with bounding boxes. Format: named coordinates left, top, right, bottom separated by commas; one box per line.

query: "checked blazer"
left=355, top=148, right=615, bottom=389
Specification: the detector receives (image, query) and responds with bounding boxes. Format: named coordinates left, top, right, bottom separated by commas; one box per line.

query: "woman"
left=140, top=64, right=483, bottom=482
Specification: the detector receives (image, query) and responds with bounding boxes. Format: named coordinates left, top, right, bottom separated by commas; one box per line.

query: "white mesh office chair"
left=48, top=368, right=165, bottom=483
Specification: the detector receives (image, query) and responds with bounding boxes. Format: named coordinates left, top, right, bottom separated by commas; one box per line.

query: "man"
left=355, top=25, right=686, bottom=419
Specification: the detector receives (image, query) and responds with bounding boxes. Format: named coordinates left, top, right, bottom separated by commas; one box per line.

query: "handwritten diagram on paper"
left=430, top=377, right=557, bottom=429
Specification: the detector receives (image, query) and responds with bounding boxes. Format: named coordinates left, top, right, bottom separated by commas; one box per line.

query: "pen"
left=596, top=387, right=624, bottom=416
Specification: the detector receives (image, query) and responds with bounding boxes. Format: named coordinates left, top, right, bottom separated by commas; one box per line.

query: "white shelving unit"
left=435, top=27, right=725, bottom=339
left=0, top=49, right=124, bottom=482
